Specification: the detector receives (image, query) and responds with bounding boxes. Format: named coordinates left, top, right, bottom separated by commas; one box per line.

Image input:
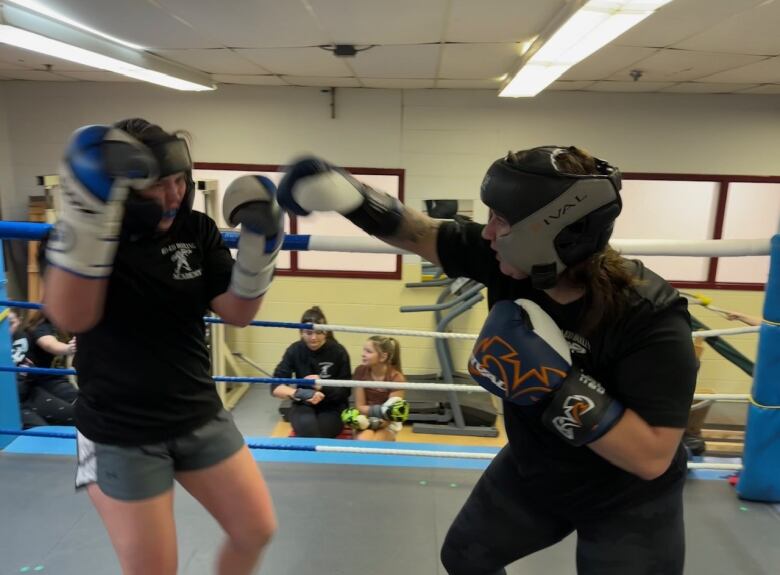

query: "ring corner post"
left=737, top=234, right=780, bottom=502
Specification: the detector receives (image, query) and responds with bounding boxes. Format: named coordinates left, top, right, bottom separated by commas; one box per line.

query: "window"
left=620, top=173, right=779, bottom=290
left=193, top=164, right=404, bottom=279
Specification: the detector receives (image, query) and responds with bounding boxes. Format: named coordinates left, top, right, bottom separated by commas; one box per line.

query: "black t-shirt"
left=27, top=321, right=57, bottom=375
left=11, top=328, right=29, bottom=367
left=271, top=339, right=352, bottom=408
left=12, top=320, right=62, bottom=385
left=437, top=220, right=698, bottom=516
left=74, top=211, right=233, bottom=445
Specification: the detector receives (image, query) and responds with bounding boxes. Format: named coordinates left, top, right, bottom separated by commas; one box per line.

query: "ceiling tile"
left=439, top=43, right=524, bottom=79
left=674, top=1, right=780, bottom=55
left=562, top=46, right=658, bottom=81
left=236, top=47, right=353, bottom=76
left=659, top=82, right=760, bottom=93
left=608, top=49, right=766, bottom=82
left=281, top=76, right=361, bottom=88
left=307, top=0, right=447, bottom=44
left=156, top=0, right=330, bottom=48
left=436, top=79, right=501, bottom=89
left=739, top=84, right=780, bottom=94
left=55, top=70, right=141, bottom=83
left=446, top=0, right=565, bottom=43
left=697, top=56, right=780, bottom=83
left=362, top=78, right=435, bottom=89
left=0, top=70, right=76, bottom=81
left=212, top=74, right=287, bottom=86
left=0, top=44, right=94, bottom=71
left=25, top=0, right=221, bottom=49
left=615, top=0, right=763, bottom=48
left=547, top=80, right=595, bottom=91
left=585, top=81, right=676, bottom=92
left=349, top=45, right=440, bottom=78
left=153, top=48, right=269, bottom=74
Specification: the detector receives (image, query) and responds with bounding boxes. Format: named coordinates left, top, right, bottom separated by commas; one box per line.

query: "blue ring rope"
left=0, top=299, right=314, bottom=331
left=0, top=365, right=323, bottom=387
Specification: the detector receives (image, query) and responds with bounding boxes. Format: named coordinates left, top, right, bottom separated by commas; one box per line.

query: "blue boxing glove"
left=277, top=157, right=403, bottom=237
left=292, top=386, right=316, bottom=403
left=223, top=175, right=284, bottom=298
left=47, top=125, right=157, bottom=278
left=469, top=299, right=624, bottom=446
left=468, top=299, right=571, bottom=405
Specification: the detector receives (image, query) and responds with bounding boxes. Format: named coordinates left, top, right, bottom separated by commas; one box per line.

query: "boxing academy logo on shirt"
left=563, top=330, right=590, bottom=356
left=318, top=362, right=334, bottom=378
left=11, top=336, right=28, bottom=365
left=162, top=242, right=202, bottom=280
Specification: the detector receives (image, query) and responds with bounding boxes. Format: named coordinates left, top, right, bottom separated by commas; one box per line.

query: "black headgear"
left=113, top=118, right=194, bottom=237
left=480, top=146, right=622, bottom=289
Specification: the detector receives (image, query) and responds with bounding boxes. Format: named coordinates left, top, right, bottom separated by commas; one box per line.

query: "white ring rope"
left=685, top=462, right=743, bottom=471
left=315, top=445, right=495, bottom=460
left=314, top=379, right=483, bottom=392
left=311, top=322, right=757, bottom=341
left=313, top=445, right=742, bottom=471
left=314, top=323, right=478, bottom=340
left=306, top=236, right=771, bottom=257
left=310, top=378, right=749, bottom=403
left=692, top=326, right=760, bottom=338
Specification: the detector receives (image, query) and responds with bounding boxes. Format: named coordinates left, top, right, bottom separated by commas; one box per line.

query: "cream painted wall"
left=228, top=262, right=488, bottom=380
left=0, top=86, right=16, bottom=220
left=0, top=81, right=772, bottom=401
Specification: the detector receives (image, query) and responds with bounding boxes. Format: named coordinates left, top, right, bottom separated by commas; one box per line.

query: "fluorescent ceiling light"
left=6, top=0, right=145, bottom=49
left=0, top=3, right=214, bottom=91
left=500, top=0, right=675, bottom=97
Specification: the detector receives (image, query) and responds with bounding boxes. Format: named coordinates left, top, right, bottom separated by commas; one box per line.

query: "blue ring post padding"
left=0, top=221, right=54, bottom=240
left=737, top=234, right=780, bottom=502
left=0, top=241, right=22, bottom=447
left=763, top=235, right=780, bottom=323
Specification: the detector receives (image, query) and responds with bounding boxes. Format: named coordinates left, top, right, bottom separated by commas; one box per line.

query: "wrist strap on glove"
left=542, top=368, right=625, bottom=447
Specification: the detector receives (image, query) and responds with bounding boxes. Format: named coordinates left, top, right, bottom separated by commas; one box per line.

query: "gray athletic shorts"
left=75, top=408, right=245, bottom=501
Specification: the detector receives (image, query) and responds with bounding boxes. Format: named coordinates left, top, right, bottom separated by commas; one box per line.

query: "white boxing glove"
left=47, top=125, right=157, bottom=278
left=223, top=175, right=284, bottom=298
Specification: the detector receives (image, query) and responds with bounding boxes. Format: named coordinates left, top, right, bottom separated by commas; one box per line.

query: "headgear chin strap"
left=480, top=146, right=622, bottom=289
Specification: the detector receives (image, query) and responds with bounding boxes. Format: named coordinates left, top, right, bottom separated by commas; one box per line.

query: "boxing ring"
left=1, top=221, right=779, bottom=574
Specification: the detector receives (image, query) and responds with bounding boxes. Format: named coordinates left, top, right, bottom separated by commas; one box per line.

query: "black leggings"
left=20, top=378, right=77, bottom=428
left=288, top=404, right=344, bottom=438
left=441, top=447, right=685, bottom=575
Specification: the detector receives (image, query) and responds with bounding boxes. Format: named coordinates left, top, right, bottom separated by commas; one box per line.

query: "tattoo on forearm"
left=395, top=211, right=440, bottom=244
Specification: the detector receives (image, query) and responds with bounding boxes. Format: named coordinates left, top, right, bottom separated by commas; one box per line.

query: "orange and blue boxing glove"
left=468, top=299, right=624, bottom=446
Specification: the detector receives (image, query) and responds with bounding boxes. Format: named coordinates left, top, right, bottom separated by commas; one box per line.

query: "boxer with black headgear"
left=277, top=146, right=697, bottom=575
left=113, top=118, right=195, bottom=237
left=43, top=119, right=279, bottom=575
left=479, top=145, right=622, bottom=289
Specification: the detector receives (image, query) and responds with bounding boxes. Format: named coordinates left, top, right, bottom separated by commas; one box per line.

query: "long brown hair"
left=561, top=247, right=638, bottom=336
left=546, top=146, right=638, bottom=335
